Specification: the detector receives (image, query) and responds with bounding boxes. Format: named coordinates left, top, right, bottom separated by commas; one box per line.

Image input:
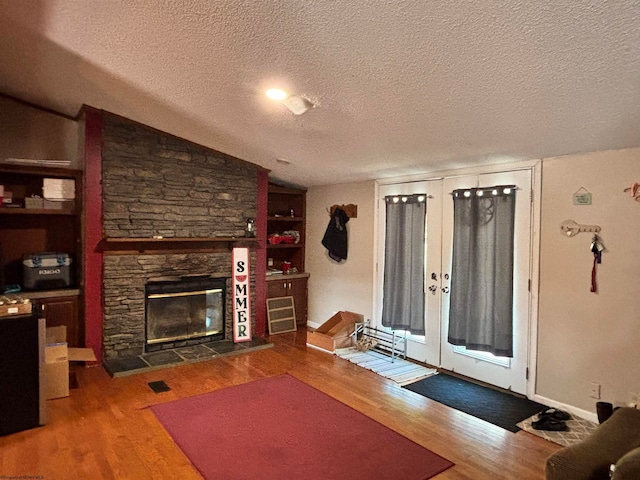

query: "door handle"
left=441, top=286, right=449, bottom=294
left=428, top=285, right=438, bottom=295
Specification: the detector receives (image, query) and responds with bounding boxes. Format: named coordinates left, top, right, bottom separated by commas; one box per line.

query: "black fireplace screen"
left=145, top=277, right=226, bottom=350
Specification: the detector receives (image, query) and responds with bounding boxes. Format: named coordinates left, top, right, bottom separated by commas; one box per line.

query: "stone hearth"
left=103, top=337, right=273, bottom=377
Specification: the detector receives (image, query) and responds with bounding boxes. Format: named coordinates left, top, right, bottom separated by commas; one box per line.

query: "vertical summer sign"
left=232, top=247, right=252, bottom=342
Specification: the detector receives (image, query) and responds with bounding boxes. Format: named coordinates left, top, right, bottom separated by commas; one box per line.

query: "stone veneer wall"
left=102, top=113, right=257, bottom=238
left=100, top=113, right=259, bottom=359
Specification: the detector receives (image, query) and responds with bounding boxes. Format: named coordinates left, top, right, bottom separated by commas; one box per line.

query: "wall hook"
left=623, top=182, right=640, bottom=201
left=560, top=219, right=601, bottom=237
left=329, top=204, right=357, bottom=218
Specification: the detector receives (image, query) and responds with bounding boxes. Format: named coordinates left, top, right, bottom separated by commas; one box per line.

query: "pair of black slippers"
left=531, top=408, right=572, bottom=431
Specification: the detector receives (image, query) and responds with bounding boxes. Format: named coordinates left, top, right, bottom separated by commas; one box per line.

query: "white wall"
left=537, top=148, right=640, bottom=412
left=306, top=181, right=376, bottom=328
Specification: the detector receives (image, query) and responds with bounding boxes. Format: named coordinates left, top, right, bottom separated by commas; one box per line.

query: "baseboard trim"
left=532, top=394, right=598, bottom=423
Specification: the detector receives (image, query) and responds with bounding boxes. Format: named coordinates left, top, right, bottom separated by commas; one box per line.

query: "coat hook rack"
left=328, top=204, right=357, bottom=218
left=623, top=182, right=640, bottom=202
left=560, top=219, right=601, bottom=238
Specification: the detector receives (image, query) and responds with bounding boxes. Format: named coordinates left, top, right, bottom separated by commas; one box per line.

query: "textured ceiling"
left=1, top=1, right=639, bottom=187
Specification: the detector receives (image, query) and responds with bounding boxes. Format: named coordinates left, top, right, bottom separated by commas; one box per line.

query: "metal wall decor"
left=560, top=219, right=601, bottom=237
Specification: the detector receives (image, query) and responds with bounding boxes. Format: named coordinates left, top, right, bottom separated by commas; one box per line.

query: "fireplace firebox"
left=145, top=276, right=226, bottom=352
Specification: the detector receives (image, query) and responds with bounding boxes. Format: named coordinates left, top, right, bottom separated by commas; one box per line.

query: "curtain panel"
left=447, top=186, right=516, bottom=357
left=381, top=194, right=426, bottom=335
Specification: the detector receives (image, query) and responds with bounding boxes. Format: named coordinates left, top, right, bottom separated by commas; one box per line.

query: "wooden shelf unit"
left=266, top=183, right=306, bottom=273
left=0, top=208, right=77, bottom=215
left=0, top=164, right=83, bottom=347
left=266, top=183, right=308, bottom=326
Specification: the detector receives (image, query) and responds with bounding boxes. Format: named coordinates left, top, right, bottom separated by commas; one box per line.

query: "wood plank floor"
left=0, top=328, right=560, bottom=479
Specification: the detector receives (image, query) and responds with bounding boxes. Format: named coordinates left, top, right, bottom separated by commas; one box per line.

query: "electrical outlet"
left=590, top=382, right=601, bottom=399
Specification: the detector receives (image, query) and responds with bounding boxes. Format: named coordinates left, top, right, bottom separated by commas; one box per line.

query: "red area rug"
left=151, top=374, right=453, bottom=480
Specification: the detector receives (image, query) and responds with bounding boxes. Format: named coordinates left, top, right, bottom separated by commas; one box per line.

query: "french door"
left=376, top=168, right=534, bottom=395
left=376, top=180, right=442, bottom=367
left=440, top=169, right=532, bottom=395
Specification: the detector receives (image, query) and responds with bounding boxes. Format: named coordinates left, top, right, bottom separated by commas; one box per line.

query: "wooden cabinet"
left=37, top=294, right=80, bottom=347
left=266, top=182, right=308, bottom=326
left=0, top=165, right=83, bottom=345
left=266, top=275, right=308, bottom=326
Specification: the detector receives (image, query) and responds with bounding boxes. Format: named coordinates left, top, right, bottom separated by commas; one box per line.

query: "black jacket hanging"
left=322, top=207, right=349, bottom=262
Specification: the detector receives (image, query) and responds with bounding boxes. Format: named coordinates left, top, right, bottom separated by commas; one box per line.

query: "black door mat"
left=403, top=372, right=547, bottom=432
left=148, top=380, right=171, bottom=393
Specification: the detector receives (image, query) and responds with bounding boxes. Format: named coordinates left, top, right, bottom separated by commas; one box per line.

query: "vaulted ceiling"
left=1, top=1, right=639, bottom=186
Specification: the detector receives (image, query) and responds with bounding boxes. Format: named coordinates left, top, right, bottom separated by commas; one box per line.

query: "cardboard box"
left=45, top=326, right=96, bottom=399
left=306, top=311, right=363, bottom=353
left=0, top=298, right=32, bottom=317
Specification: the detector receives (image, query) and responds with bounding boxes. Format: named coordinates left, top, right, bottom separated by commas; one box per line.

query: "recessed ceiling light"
left=266, top=88, right=288, bottom=101
left=281, top=95, right=314, bottom=115
left=266, top=87, right=314, bottom=115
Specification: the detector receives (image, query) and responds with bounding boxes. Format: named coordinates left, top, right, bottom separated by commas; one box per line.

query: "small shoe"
left=531, top=416, right=568, bottom=431
left=537, top=408, right=571, bottom=421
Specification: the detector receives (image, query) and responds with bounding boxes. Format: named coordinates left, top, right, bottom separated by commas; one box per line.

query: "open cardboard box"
left=306, top=311, right=364, bottom=353
left=45, top=326, right=96, bottom=399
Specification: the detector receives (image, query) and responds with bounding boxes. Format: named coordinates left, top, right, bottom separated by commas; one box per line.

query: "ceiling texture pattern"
left=1, top=1, right=639, bottom=186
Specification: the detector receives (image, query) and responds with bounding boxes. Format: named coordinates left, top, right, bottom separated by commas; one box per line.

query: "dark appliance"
left=0, top=304, right=46, bottom=436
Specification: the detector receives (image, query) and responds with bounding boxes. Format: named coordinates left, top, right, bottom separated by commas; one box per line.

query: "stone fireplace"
left=99, top=112, right=260, bottom=361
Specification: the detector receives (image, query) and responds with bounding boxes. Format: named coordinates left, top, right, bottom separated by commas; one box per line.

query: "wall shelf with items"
left=266, top=182, right=308, bottom=326
left=0, top=164, right=83, bottom=346
left=266, top=183, right=306, bottom=273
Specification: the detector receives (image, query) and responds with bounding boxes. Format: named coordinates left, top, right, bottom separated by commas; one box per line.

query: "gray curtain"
left=448, top=186, right=516, bottom=357
left=381, top=194, right=426, bottom=335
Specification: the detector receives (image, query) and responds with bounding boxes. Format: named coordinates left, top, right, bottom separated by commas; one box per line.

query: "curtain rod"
left=449, top=185, right=518, bottom=195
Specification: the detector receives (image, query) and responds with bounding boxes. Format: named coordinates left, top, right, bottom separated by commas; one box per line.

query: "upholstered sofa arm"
left=613, top=447, right=640, bottom=479
left=546, top=408, right=640, bottom=480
